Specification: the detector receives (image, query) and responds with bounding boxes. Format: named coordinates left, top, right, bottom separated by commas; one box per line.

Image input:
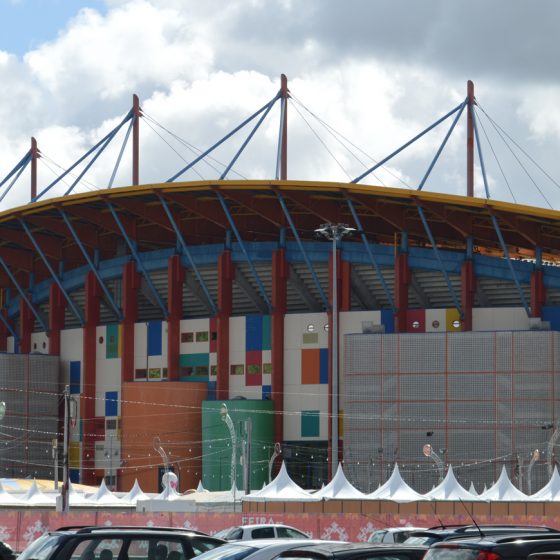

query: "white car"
left=368, top=527, right=427, bottom=544
left=193, top=539, right=329, bottom=560
left=214, top=525, right=310, bottom=541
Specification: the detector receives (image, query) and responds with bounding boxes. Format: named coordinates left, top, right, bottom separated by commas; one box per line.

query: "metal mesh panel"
left=343, top=331, right=560, bottom=495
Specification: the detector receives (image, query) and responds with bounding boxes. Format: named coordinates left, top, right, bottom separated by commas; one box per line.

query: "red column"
left=82, top=271, right=101, bottom=484
left=271, top=250, right=288, bottom=443
left=167, top=255, right=184, bottom=381
left=461, top=260, right=475, bottom=331
left=217, top=251, right=234, bottom=401
left=121, top=262, right=140, bottom=383
left=49, top=283, right=66, bottom=355
left=394, top=252, right=409, bottom=332
left=19, top=298, right=34, bottom=354
left=340, top=260, right=351, bottom=312
left=531, top=270, right=545, bottom=318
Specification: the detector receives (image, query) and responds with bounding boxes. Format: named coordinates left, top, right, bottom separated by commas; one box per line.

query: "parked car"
left=424, top=532, right=560, bottom=560
left=17, top=526, right=225, bottom=560
left=404, top=525, right=560, bottom=546
left=277, top=542, right=428, bottom=560
left=214, top=525, right=309, bottom=541
left=192, top=539, right=331, bottom=560
left=368, top=528, right=427, bottom=544
left=0, top=541, right=15, bottom=560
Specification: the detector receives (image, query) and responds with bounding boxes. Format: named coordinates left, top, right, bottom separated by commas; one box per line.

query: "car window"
left=277, top=528, right=308, bottom=539
left=70, top=538, right=125, bottom=560
left=424, top=549, right=480, bottom=560
left=369, top=531, right=388, bottom=543
left=18, top=534, right=64, bottom=560
left=190, top=540, right=222, bottom=556
left=251, top=528, right=275, bottom=539
left=190, top=545, right=257, bottom=560
left=404, top=536, right=435, bottom=546
left=123, top=538, right=185, bottom=560
left=221, top=529, right=243, bottom=541
left=393, top=532, right=412, bottom=544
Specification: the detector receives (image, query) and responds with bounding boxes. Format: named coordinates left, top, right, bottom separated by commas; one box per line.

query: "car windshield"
left=424, top=549, right=481, bottom=560
left=193, top=544, right=257, bottom=560
left=214, top=529, right=243, bottom=541
left=18, top=534, right=64, bottom=560
left=369, top=531, right=388, bottom=543
left=404, top=536, right=437, bottom=546
left=276, top=528, right=309, bottom=539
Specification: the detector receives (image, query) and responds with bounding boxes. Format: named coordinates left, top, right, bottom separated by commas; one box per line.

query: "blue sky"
left=0, top=0, right=106, bottom=56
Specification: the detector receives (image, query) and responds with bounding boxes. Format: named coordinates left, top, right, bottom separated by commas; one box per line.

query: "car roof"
left=238, top=525, right=299, bottom=530
left=223, top=539, right=324, bottom=550
left=279, top=542, right=428, bottom=556
left=432, top=533, right=560, bottom=547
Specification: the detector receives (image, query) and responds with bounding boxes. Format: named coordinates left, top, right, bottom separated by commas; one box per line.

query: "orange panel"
left=120, top=381, right=207, bottom=493
left=301, top=349, right=320, bottom=384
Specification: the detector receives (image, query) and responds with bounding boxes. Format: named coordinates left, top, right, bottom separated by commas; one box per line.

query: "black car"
left=424, top=533, right=560, bottom=560
left=0, top=541, right=16, bottom=560
left=404, top=525, right=560, bottom=546
left=17, top=526, right=225, bottom=560
left=277, top=542, right=428, bottom=560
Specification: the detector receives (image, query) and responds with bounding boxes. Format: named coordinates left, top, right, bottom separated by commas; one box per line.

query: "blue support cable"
left=34, top=110, right=133, bottom=201
left=417, top=99, right=467, bottom=190
left=0, top=151, right=31, bottom=190
left=416, top=204, right=463, bottom=318
left=471, top=105, right=530, bottom=316
left=108, top=116, right=135, bottom=188
left=58, top=208, right=123, bottom=321
left=346, top=197, right=395, bottom=312
left=490, top=214, right=531, bottom=316
left=0, top=256, right=48, bottom=332
left=214, top=190, right=272, bottom=312
left=0, top=154, right=31, bottom=204
left=64, top=118, right=129, bottom=196
left=0, top=309, right=18, bottom=342
left=106, top=200, right=169, bottom=318
left=19, top=219, right=85, bottom=326
left=352, top=100, right=467, bottom=184
left=166, top=94, right=280, bottom=183
left=220, top=93, right=279, bottom=179
left=275, top=95, right=287, bottom=180
left=471, top=105, right=491, bottom=198
left=157, top=194, right=218, bottom=315
left=274, top=190, right=330, bottom=310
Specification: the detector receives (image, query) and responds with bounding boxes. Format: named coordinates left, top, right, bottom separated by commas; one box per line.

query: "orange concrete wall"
left=120, top=381, right=207, bottom=493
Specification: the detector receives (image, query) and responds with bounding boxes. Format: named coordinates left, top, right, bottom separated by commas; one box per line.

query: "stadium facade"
left=1, top=79, right=560, bottom=495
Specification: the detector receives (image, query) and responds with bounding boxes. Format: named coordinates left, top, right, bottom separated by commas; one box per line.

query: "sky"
left=1, top=0, right=560, bottom=210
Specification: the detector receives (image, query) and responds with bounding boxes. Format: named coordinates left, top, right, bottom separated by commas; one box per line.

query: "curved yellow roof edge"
left=7, top=179, right=560, bottom=224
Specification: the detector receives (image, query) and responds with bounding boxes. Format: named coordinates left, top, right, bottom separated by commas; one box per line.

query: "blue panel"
left=70, top=361, right=81, bottom=394
left=70, top=469, right=80, bottom=483
left=207, top=381, right=216, bottom=401
left=246, top=315, right=262, bottom=351
left=148, top=321, right=162, bottom=356
left=262, top=385, right=271, bottom=400
left=381, top=309, right=395, bottom=333
left=542, top=307, right=560, bottom=331
left=319, top=348, right=329, bottom=384
left=105, top=391, right=118, bottom=417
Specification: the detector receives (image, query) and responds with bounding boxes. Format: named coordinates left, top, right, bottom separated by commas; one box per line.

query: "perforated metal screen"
left=343, top=331, right=560, bottom=494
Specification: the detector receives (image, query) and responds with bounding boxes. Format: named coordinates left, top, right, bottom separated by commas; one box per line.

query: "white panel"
left=96, top=326, right=105, bottom=362
left=179, top=318, right=210, bottom=353
left=161, top=322, right=168, bottom=358
left=229, top=317, right=245, bottom=357
left=6, top=337, right=14, bottom=353
left=30, top=331, right=49, bottom=354
left=134, top=323, right=147, bottom=369
left=283, top=384, right=329, bottom=440
left=473, top=307, right=530, bottom=331
left=60, top=328, right=83, bottom=362
left=425, top=309, right=447, bottom=332
left=284, top=313, right=328, bottom=350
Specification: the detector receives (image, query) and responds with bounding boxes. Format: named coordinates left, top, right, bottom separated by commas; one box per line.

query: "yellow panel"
left=69, top=442, right=80, bottom=468
left=446, top=308, right=462, bottom=332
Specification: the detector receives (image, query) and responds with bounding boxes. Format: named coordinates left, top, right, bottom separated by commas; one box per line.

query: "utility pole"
left=61, top=385, right=70, bottom=512
left=52, top=438, right=59, bottom=490
left=243, top=418, right=252, bottom=495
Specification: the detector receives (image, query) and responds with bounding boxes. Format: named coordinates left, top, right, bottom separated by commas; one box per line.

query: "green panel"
left=179, top=353, right=209, bottom=367
left=261, top=315, right=271, bottom=351
left=301, top=410, right=320, bottom=437
left=202, top=400, right=274, bottom=491
left=106, top=324, right=119, bottom=359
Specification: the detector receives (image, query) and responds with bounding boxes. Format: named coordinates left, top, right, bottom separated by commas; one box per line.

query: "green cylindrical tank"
left=202, top=400, right=274, bottom=491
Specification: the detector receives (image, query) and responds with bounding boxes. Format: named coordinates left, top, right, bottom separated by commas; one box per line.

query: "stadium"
left=0, top=76, right=559, bottom=497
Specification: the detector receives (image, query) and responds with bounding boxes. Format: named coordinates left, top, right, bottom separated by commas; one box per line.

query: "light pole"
left=268, top=442, right=282, bottom=483
left=315, top=223, right=355, bottom=476
left=423, top=443, right=444, bottom=483
left=543, top=422, right=559, bottom=478
left=220, top=403, right=237, bottom=497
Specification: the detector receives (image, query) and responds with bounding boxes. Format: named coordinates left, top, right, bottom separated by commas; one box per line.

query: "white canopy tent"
left=367, top=464, right=427, bottom=502
left=425, top=465, right=483, bottom=501
left=243, top=461, right=319, bottom=502
left=87, top=479, right=127, bottom=507
left=530, top=466, right=560, bottom=501
left=479, top=466, right=529, bottom=501
left=21, top=480, right=56, bottom=506
left=313, top=463, right=366, bottom=500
